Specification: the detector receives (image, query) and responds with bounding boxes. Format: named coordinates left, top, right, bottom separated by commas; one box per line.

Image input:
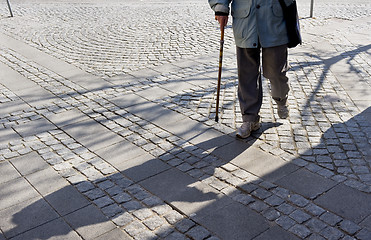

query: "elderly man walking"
left=209, top=0, right=291, bottom=138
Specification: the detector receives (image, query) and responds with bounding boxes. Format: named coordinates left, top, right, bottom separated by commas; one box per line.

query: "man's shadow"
left=3, top=107, right=371, bottom=239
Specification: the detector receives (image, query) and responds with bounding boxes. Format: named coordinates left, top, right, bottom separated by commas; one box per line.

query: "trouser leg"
left=236, top=46, right=262, bottom=122
left=262, top=44, right=289, bottom=105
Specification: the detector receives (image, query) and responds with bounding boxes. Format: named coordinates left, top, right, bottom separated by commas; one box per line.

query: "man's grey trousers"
left=236, top=44, right=289, bottom=122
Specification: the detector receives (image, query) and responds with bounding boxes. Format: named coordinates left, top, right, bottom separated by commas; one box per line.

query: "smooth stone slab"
left=141, top=168, right=225, bottom=217
left=25, top=167, right=69, bottom=196
left=126, top=101, right=186, bottom=126
left=48, top=109, right=90, bottom=128
left=0, top=100, right=29, bottom=118
left=227, top=145, right=299, bottom=182
left=0, top=197, right=59, bottom=239
left=10, top=151, right=49, bottom=176
left=64, top=204, right=116, bottom=239
left=136, top=86, right=171, bottom=101
left=16, top=86, right=55, bottom=108
left=45, top=185, right=90, bottom=216
left=10, top=218, right=81, bottom=240
left=95, top=140, right=147, bottom=169
left=93, top=228, right=132, bottom=240
left=315, top=184, right=371, bottom=223
left=110, top=93, right=148, bottom=109
left=61, top=118, right=110, bottom=140
left=0, top=128, right=20, bottom=146
left=13, top=117, right=57, bottom=138
left=61, top=119, right=123, bottom=151
left=129, top=68, right=160, bottom=79
left=189, top=128, right=235, bottom=152
left=119, top=153, right=170, bottom=182
left=0, top=62, right=40, bottom=92
left=162, top=117, right=210, bottom=141
left=274, top=168, right=337, bottom=199
left=161, top=81, right=196, bottom=93
left=0, top=161, right=21, bottom=184
left=196, top=201, right=269, bottom=240
left=0, top=177, right=39, bottom=210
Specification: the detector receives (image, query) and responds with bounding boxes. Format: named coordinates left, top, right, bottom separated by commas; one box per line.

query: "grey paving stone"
left=262, top=208, right=281, bottom=221
left=289, top=210, right=311, bottom=224
left=95, top=140, right=147, bottom=170
left=287, top=194, right=310, bottom=207
left=64, top=122, right=123, bottom=152
left=305, top=218, right=327, bottom=233
left=120, top=154, right=170, bottom=182
left=277, top=203, right=296, bottom=215
left=112, top=212, right=135, bottom=227
left=360, top=215, right=371, bottom=231
left=10, top=217, right=81, bottom=240
left=276, top=216, right=297, bottom=230
left=10, top=151, right=49, bottom=176
left=0, top=127, right=20, bottom=146
left=126, top=101, right=186, bottom=131
left=340, top=219, right=361, bottom=235
left=196, top=201, right=269, bottom=240
left=319, top=212, right=343, bottom=226
left=164, top=231, right=187, bottom=240
left=0, top=177, right=39, bottom=210
left=0, top=197, right=59, bottom=239
left=188, top=128, right=234, bottom=152
left=101, top=203, right=123, bottom=217
left=0, top=161, right=21, bottom=184
left=289, top=224, right=312, bottom=239
left=93, top=228, right=132, bottom=240
left=186, top=225, right=210, bottom=240
left=64, top=204, right=116, bottom=239
left=48, top=108, right=90, bottom=127
left=175, top=219, right=196, bottom=233
left=320, top=226, right=344, bottom=239
left=25, top=167, right=70, bottom=196
left=13, top=118, right=57, bottom=138
left=265, top=195, right=285, bottom=206
left=315, top=184, right=371, bottom=223
left=356, top=229, right=371, bottom=240
left=141, top=168, right=225, bottom=217
left=45, top=185, right=90, bottom=216
left=229, top=145, right=298, bottom=182
left=307, top=234, right=326, bottom=240
left=275, top=168, right=337, bottom=199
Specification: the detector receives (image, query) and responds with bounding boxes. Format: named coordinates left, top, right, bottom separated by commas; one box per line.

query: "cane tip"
left=215, top=116, right=219, bottom=122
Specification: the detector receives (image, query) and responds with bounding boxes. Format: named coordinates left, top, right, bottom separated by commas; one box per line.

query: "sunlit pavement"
left=0, top=0, right=370, bottom=239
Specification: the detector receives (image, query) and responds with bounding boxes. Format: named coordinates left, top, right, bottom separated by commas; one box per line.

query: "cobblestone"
left=0, top=0, right=370, bottom=239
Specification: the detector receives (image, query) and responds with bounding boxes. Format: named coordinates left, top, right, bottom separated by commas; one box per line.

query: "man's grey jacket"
left=209, top=0, right=293, bottom=48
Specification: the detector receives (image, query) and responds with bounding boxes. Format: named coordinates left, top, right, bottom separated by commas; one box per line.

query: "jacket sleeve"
left=208, top=0, right=231, bottom=16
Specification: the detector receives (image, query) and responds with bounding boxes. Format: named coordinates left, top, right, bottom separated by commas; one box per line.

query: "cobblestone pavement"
left=0, top=0, right=371, bottom=239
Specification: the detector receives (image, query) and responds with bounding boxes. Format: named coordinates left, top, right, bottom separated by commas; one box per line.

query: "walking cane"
left=6, top=0, right=13, bottom=17
left=215, top=23, right=224, bottom=122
